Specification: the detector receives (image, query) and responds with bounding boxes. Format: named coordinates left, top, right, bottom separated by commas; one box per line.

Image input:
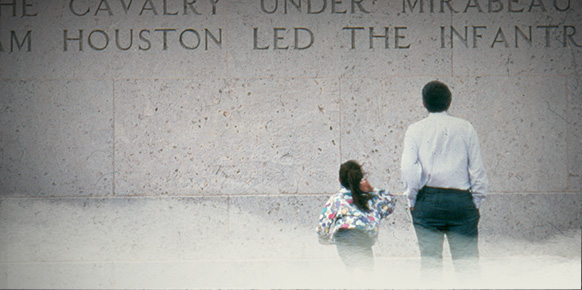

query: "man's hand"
left=410, top=207, right=414, bottom=212
left=359, top=178, right=374, bottom=192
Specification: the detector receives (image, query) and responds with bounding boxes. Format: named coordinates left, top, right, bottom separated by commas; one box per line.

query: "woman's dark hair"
left=422, top=81, right=452, bottom=112
left=339, top=160, right=372, bottom=212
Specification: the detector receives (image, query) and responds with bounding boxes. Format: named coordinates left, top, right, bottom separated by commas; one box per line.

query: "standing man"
left=400, top=81, right=488, bottom=280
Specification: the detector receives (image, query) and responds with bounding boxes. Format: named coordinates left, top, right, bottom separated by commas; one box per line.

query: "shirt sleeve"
left=468, top=125, right=489, bottom=209
left=315, top=196, right=340, bottom=245
left=373, top=189, right=396, bottom=219
left=400, top=127, right=422, bottom=208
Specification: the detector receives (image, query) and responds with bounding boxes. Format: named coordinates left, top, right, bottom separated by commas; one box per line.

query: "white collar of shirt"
left=428, top=111, right=448, bottom=118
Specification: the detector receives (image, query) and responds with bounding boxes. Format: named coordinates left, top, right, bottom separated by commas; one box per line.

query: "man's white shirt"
left=400, top=112, right=489, bottom=209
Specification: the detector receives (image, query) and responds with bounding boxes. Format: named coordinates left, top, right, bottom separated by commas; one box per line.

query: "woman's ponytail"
left=340, top=160, right=371, bottom=212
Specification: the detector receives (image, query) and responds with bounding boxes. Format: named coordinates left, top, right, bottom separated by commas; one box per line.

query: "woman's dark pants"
left=335, top=228, right=375, bottom=272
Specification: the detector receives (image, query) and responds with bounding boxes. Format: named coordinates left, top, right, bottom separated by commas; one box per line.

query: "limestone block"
left=226, top=194, right=332, bottom=260
left=568, top=77, right=582, bottom=190
left=0, top=80, right=113, bottom=196
left=479, top=192, right=582, bottom=257
left=481, top=193, right=582, bottom=239
left=0, top=197, right=229, bottom=262
left=374, top=196, right=419, bottom=258
left=449, top=76, right=569, bottom=193
left=115, top=78, right=340, bottom=195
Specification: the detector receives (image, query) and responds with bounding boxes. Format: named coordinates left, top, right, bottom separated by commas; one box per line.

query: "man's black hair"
left=422, top=81, right=452, bottom=112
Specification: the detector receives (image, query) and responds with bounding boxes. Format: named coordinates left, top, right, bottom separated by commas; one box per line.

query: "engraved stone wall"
left=1, top=0, right=581, bottom=287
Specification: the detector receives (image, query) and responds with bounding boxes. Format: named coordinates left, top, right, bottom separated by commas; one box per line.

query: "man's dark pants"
left=412, top=186, right=480, bottom=279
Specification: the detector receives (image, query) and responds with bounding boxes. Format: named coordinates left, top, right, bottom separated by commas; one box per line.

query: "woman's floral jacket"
left=316, top=187, right=396, bottom=245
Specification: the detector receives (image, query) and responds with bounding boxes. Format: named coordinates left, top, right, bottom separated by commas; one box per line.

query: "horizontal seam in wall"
left=0, top=73, right=572, bottom=82
left=1, top=191, right=581, bottom=200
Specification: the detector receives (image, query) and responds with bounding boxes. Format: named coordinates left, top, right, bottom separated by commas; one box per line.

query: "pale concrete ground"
left=0, top=195, right=580, bottom=289
left=1, top=256, right=580, bottom=289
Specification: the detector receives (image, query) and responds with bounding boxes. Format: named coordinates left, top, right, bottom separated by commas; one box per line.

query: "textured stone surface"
left=341, top=75, right=570, bottom=193
left=0, top=196, right=229, bottom=262
left=0, top=1, right=226, bottom=80
left=569, top=76, right=582, bottom=191
left=479, top=193, right=582, bottom=257
left=340, top=77, right=430, bottom=192
left=115, top=78, right=340, bottom=195
left=226, top=1, right=453, bottom=79
left=226, top=194, right=331, bottom=259
left=6, top=1, right=579, bottom=80
left=450, top=7, right=582, bottom=76
left=0, top=80, right=113, bottom=196
left=1, top=1, right=581, bottom=288
left=448, top=76, right=569, bottom=193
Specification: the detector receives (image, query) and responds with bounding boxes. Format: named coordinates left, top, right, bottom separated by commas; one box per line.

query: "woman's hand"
left=359, top=178, right=374, bottom=192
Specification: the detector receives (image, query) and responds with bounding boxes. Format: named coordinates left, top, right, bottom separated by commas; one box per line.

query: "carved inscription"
left=253, top=27, right=315, bottom=50
left=0, top=0, right=580, bottom=54
left=62, top=28, right=222, bottom=51
left=343, top=27, right=411, bottom=49
left=441, top=25, right=581, bottom=48
left=0, top=30, right=32, bottom=52
left=402, top=0, right=572, bottom=13
left=0, top=0, right=38, bottom=17
left=67, top=0, right=220, bottom=16
left=258, top=0, right=372, bottom=14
